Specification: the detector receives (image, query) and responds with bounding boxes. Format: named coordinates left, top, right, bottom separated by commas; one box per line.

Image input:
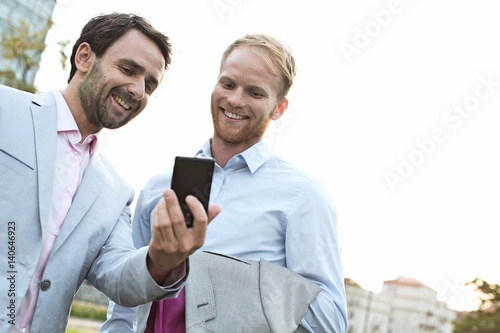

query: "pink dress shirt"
left=11, top=90, right=97, bottom=333
left=145, top=287, right=186, bottom=333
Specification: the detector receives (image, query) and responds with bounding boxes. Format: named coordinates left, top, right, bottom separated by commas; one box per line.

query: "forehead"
left=104, top=29, right=165, bottom=81
left=221, top=46, right=280, bottom=92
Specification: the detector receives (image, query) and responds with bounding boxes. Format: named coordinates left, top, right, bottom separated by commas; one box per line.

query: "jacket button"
left=40, top=279, right=51, bottom=291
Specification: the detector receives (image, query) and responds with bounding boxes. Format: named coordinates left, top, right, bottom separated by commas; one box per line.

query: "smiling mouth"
left=112, top=94, right=132, bottom=111
left=222, top=108, right=249, bottom=120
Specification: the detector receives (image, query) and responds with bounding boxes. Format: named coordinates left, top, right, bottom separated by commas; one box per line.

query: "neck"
left=61, top=86, right=101, bottom=143
left=211, top=136, right=255, bottom=168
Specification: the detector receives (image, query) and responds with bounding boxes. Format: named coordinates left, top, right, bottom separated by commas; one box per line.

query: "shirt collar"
left=196, top=139, right=273, bottom=173
left=53, top=90, right=99, bottom=154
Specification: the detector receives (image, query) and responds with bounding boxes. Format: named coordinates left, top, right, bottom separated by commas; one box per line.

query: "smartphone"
left=171, top=156, right=215, bottom=228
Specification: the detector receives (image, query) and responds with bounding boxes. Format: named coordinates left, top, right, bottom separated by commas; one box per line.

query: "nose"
left=226, top=88, right=245, bottom=108
left=127, top=78, right=146, bottom=100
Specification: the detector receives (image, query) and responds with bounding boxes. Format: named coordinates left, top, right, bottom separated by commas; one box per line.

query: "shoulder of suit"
left=0, top=85, right=35, bottom=106
left=0, top=84, right=32, bottom=96
left=0, top=85, right=57, bottom=110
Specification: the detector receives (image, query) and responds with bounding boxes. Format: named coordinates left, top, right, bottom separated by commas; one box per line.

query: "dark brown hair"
left=68, top=13, right=171, bottom=83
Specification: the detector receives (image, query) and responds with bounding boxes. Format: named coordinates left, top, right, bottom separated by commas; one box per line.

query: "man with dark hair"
left=0, top=13, right=220, bottom=332
left=67, top=13, right=172, bottom=83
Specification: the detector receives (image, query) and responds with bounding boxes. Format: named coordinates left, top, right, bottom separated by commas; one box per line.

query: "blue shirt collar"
left=196, top=139, right=273, bottom=173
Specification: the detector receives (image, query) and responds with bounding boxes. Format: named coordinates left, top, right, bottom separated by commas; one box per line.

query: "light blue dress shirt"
left=102, top=139, right=348, bottom=333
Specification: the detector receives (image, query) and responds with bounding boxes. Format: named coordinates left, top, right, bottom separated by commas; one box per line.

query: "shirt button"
left=218, top=174, right=223, bottom=179
left=54, top=229, right=59, bottom=236
left=22, top=329, right=28, bottom=333
left=68, top=187, right=73, bottom=193
left=235, top=157, right=240, bottom=162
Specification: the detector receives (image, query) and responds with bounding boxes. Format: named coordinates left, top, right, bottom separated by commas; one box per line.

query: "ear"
left=74, top=42, right=95, bottom=74
left=271, top=98, right=288, bottom=120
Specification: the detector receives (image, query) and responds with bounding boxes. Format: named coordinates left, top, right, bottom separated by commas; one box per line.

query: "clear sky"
left=35, top=0, right=500, bottom=311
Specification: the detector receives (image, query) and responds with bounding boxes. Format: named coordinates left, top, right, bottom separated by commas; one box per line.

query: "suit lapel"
left=185, top=251, right=216, bottom=331
left=50, top=150, right=105, bottom=255
left=31, top=92, right=57, bottom=241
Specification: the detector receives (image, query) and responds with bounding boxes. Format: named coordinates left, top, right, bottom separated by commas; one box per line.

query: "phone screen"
left=171, top=156, right=215, bottom=227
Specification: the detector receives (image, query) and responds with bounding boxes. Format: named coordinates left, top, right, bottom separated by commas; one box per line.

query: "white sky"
left=35, top=0, right=500, bottom=311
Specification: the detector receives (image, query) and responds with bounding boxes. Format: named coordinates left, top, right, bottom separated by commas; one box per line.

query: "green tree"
left=0, top=17, right=53, bottom=93
left=453, top=278, right=500, bottom=333
left=345, top=277, right=361, bottom=288
left=57, top=39, right=71, bottom=71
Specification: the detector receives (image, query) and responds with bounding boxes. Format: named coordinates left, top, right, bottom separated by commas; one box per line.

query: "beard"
left=77, top=60, right=138, bottom=130
left=210, top=95, right=273, bottom=145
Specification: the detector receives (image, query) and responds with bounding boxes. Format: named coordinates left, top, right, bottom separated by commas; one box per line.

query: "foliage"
left=0, top=17, right=52, bottom=93
left=469, top=278, right=500, bottom=310
left=344, top=277, right=361, bottom=288
left=58, top=39, right=71, bottom=71
left=70, top=301, right=107, bottom=321
left=453, top=278, right=500, bottom=333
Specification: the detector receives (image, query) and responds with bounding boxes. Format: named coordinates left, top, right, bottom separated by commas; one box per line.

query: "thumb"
left=207, top=203, right=222, bottom=223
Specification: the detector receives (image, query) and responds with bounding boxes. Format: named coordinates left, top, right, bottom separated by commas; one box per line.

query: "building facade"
left=346, top=276, right=457, bottom=333
left=0, top=0, right=57, bottom=86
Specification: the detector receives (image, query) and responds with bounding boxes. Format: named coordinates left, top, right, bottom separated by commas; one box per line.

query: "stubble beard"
left=78, top=61, right=136, bottom=131
left=210, top=98, right=272, bottom=146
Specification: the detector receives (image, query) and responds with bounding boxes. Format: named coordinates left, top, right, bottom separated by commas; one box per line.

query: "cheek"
left=211, top=89, right=225, bottom=103
left=137, top=99, right=149, bottom=113
left=255, top=103, right=276, bottom=120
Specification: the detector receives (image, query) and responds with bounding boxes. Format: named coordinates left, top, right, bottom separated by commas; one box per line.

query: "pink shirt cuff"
left=160, top=260, right=187, bottom=289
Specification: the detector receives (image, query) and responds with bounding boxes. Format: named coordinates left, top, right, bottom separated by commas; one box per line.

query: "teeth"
left=224, top=110, right=247, bottom=120
left=113, top=94, right=131, bottom=110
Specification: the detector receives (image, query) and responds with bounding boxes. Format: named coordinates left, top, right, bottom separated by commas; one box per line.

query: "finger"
left=152, top=197, right=175, bottom=242
left=164, top=189, right=188, bottom=236
left=186, top=195, right=209, bottom=244
left=186, top=195, right=207, bottom=225
left=208, top=203, right=222, bottom=223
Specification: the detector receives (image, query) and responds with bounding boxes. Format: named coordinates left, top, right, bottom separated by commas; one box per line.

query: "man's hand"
left=147, top=189, right=222, bottom=285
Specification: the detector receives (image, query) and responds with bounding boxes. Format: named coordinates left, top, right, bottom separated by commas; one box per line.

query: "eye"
left=220, top=81, right=234, bottom=89
left=120, top=66, right=133, bottom=76
left=250, top=90, right=264, bottom=98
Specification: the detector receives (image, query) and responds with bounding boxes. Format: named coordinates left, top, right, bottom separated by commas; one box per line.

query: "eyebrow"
left=218, top=75, right=269, bottom=95
left=119, top=58, right=159, bottom=90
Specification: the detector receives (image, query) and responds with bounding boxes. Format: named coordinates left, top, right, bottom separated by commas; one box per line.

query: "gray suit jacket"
left=136, top=251, right=320, bottom=333
left=0, top=85, right=178, bottom=332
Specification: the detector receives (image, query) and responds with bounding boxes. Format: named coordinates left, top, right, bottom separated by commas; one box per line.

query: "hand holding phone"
left=171, top=156, right=215, bottom=227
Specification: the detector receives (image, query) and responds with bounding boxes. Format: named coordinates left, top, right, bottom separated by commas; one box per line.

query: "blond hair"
left=220, top=34, right=296, bottom=100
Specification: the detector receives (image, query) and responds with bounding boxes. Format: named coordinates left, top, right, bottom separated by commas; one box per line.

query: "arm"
left=100, top=188, right=152, bottom=333
left=286, top=181, right=348, bottom=333
left=100, top=189, right=208, bottom=331
left=88, top=201, right=181, bottom=307
left=88, top=163, right=212, bottom=305
left=101, top=184, right=221, bottom=332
